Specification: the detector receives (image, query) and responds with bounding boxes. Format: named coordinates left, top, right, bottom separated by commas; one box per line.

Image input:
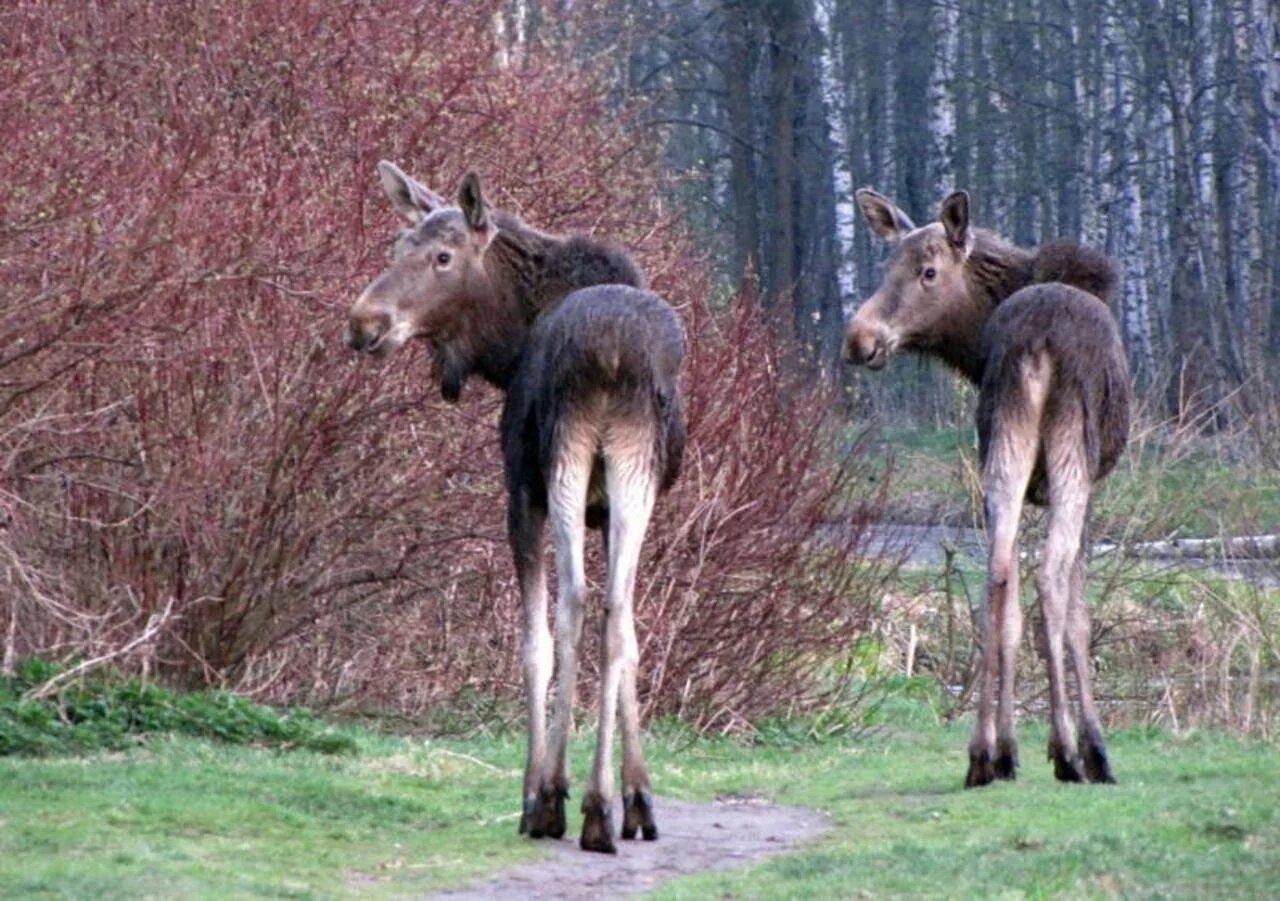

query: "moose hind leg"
left=970, top=487, right=1027, bottom=786
left=583, top=427, right=657, bottom=853
left=969, top=402, right=1039, bottom=788
left=616, top=524, right=657, bottom=841
left=1067, top=535, right=1115, bottom=784
left=1040, top=418, right=1090, bottom=783
left=511, top=497, right=552, bottom=835
left=534, top=425, right=597, bottom=841
left=620, top=661, right=657, bottom=841
left=617, top=596, right=656, bottom=843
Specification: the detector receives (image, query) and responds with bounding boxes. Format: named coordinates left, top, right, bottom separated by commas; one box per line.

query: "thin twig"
left=23, top=597, right=178, bottom=701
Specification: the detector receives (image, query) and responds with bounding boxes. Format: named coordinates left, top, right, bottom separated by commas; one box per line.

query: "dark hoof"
left=527, top=784, right=568, bottom=840
left=622, top=790, right=658, bottom=841
left=965, top=750, right=995, bottom=788
left=580, top=792, right=617, bottom=854
left=1080, top=737, right=1116, bottom=785
left=1049, top=741, right=1086, bottom=783
left=994, top=737, right=1019, bottom=780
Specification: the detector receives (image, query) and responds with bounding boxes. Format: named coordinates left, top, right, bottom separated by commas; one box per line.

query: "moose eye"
left=436, top=251, right=452, bottom=267
left=922, top=266, right=937, bottom=282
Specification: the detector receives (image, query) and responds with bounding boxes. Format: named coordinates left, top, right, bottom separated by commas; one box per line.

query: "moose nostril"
left=843, top=332, right=867, bottom=365
left=344, top=322, right=368, bottom=352
left=345, top=314, right=390, bottom=353
left=842, top=328, right=882, bottom=367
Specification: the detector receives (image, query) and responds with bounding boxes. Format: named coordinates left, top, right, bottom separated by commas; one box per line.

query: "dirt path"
left=434, top=795, right=830, bottom=899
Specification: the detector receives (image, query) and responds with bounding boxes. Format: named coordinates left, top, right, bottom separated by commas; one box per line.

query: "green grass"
left=650, top=725, right=1280, bottom=899
left=867, top=425, right=979, bottom=524
left=2, top=710, right=1277, bottom=897
left=0, top=732, right=537, bottom=897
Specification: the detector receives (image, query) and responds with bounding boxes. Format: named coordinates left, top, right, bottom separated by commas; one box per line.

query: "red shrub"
left=0, top=1, right=889, bottom=726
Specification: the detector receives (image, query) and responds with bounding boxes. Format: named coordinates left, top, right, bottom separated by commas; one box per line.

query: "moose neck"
left=944, top=232, right=1036, bottom=382
left=457, top=215, right=645, bottom=393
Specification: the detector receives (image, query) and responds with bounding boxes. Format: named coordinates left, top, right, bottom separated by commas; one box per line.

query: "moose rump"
left=977, top=283, right=1130, bottom=508
left=506, top=286, right=685, bottom=526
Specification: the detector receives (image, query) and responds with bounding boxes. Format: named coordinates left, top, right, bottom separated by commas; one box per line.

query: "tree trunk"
left=725, top=1, right=762, bottom=294
left=763, top=0, right=799, bottom=305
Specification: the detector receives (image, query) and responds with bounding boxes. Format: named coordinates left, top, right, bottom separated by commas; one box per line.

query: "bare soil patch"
left=434, top=795, right=830, bottom=899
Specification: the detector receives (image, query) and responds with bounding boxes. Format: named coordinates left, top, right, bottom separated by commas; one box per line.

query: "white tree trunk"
left=928, top=0, right=958, bottom=198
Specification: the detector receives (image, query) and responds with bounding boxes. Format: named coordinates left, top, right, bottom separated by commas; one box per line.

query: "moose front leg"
left=618, top=661, right=656, bottom=841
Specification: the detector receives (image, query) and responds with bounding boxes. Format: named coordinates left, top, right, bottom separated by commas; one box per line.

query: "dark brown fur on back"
left=977, top=244, right=1130, bottom=505
left=487, top=216, right=685, bottom=528
left=977, top=282, right=1131, bottom=506
left=488, top=211, right=645, bottom=317
left=1031, top=241, right=1118, bottom=307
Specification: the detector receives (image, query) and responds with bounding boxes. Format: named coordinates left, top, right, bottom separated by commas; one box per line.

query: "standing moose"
left=845, top=189, right=1131, bottom=787
left=346, top=162, right=685, bottom=852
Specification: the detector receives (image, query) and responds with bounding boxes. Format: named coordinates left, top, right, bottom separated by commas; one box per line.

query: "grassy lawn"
left=0, top=732, right=538, bottom=897
left=2, top=719, right=1277, bottom=897
left=651, top=725, right=1280, bottom=898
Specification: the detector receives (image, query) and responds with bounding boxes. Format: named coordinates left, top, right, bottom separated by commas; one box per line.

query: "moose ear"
left=377, top=160, right=445, bottom=224
left=457, top=171, right=491, bottom=232
left=855, top=188, right=916, bottom=242
left=939, top=191, right=970, bottom=249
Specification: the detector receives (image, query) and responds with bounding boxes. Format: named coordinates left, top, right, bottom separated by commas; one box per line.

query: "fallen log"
left=1095, top=534, right=1280, bottom=561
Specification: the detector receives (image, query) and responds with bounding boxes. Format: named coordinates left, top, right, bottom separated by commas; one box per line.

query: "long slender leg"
left=582, top=431, right=656, bottom=853
left=618, top=655, right=656, bottom=841
left=1066, top=519, right=1115, bottom=783
left=1040, top=417, right=1090, bottom=783
left=511, top=495, right=551, bottom=835
left=967, top=515, right=1004, bottom=789
left=968, top=465, right=1031, bottom=786
left=600, top=514, right=655, bottom=841
left=994, top=524, right=1025, bottom=781
left=967, top=358, right=1046, bottom=788
left=535, top=424, right=596, bottom=839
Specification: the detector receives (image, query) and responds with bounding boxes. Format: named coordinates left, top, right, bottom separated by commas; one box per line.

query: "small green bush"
left=0, top=660, right=356, bottom=756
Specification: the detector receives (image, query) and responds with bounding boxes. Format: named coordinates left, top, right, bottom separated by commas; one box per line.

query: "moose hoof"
left=621, top=790, right=658, bottom=841
left=580, top=792, right=617, bottom=854
left=528, top=784, right=568, bottom=840
left=1080, top=737, right=1116, bottom=785
left=1049, top=741, right=1086, bottom=783
left=993, top=738, right=1019, bottom=781
left=965, top=749, right=996, bottom=788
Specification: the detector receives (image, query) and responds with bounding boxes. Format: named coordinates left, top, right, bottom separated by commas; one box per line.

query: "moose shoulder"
left=845, top=188, right=1132, bottom=788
